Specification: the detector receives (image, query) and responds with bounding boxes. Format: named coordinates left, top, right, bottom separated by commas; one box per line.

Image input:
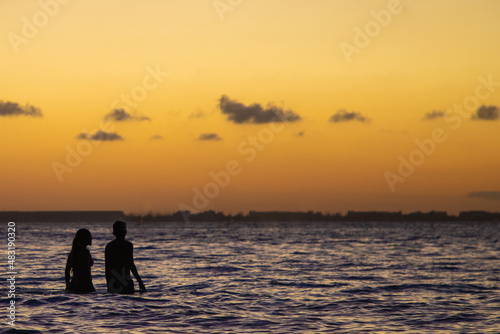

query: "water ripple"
left=1, top=221, right=499, bottom=333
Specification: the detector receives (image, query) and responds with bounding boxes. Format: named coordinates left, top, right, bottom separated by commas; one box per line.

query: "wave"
left=270, top=280, right=347, bottom=288
left=342, top=283, right=496, bottom=295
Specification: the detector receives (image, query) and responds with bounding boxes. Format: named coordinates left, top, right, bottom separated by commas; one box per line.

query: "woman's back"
left=65, top=229, right=96, bottom=293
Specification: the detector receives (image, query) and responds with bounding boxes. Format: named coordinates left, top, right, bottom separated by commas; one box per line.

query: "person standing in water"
left=65, top=228, right=96, bottom=293
left=105, top=221, right=146, bottom=294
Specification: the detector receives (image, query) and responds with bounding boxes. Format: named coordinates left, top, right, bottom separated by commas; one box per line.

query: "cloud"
left=218, top=95, right=301, bottom=124
left=198, top=133, right=222, bottom=141
left=77, top=130, right=124, bottom=141
left=0, top=101, right=42, bottom=117
left=423, top=110, right=446, bottom=120
left=150, top=135, right=163, bottom=140
left=467, top=191, right=500, bottom=201
left=104, top=108, right=151, bottom=122
left=472, top=105, right=499, bottom=121
left=329, top=109, right=371, bottom=123
left=189, top=109, right=208, bottom=119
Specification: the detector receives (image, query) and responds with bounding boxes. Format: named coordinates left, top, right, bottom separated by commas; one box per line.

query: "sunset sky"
left=1, top=0, right=499, bottom=215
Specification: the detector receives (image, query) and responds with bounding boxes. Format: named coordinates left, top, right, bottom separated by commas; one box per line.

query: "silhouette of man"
left=105, top=221, right=146, bottom=294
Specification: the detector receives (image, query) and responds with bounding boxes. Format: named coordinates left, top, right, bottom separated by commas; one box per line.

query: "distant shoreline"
left=1, top=210, right=499, bottom=223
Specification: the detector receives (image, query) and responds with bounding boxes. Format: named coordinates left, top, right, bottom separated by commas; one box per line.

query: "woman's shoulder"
left=75, top=247, right=91, bottom=257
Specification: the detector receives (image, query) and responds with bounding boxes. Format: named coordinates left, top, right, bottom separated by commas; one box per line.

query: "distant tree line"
left=124, top=210, right=500, bottom=223
left=2, top=210, right=498, bottom=223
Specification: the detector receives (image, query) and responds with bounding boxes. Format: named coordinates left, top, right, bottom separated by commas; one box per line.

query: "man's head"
left=113, top=220, right=127, bottom=238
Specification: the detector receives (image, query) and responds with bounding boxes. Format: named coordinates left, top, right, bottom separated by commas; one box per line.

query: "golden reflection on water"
left=6, top=221, right=500, bottom=333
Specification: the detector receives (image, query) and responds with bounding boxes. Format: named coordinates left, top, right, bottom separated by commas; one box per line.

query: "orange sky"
left=1, top=0, right=499, bottom=214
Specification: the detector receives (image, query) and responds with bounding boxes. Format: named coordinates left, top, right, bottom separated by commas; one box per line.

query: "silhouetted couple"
left=65, top=221, right=146, bottom=294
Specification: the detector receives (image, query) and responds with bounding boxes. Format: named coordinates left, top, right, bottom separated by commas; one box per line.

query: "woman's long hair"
left=71, top=228, right=92, bottom=255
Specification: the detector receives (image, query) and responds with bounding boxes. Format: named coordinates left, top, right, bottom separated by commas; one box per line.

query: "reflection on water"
left=1, top=221, right=499, bottom=333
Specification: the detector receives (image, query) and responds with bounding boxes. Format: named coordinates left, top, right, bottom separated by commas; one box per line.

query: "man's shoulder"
left=105, top=239, right=119, bottom=252
left=106, top=239, right=133, bottom=248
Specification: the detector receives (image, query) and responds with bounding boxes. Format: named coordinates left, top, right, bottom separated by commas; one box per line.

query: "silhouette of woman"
left=65, top=229, right=96, bottom=293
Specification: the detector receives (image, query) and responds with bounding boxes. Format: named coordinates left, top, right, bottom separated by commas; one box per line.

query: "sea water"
left=1, top=221, right=499, bottom=333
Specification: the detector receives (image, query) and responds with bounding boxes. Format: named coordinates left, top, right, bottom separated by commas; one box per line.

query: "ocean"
left=2, top=221, right=499, bottom=333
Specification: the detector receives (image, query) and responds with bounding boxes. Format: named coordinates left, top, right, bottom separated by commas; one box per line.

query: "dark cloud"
left=423, top=110, right=446, bottom=120
left=77, top=130, right=124, bottom=141
left=0, top=101, right=42, bottom=117
left=472, top=105, right=499, bottom=121
left=198, top=133, right=222, bottom=141
left=218, top=95, right=301, bottom=124
left=151, top=135, right=163, bottom=140
left=104, top=108, right=151, bottom=122
left=329, top=109, right=371, bottom=123
left=467, top=191, right=500, bottom=200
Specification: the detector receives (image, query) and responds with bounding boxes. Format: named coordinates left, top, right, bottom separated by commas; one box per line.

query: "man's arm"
left=129, top=243, right=146, bottom=292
